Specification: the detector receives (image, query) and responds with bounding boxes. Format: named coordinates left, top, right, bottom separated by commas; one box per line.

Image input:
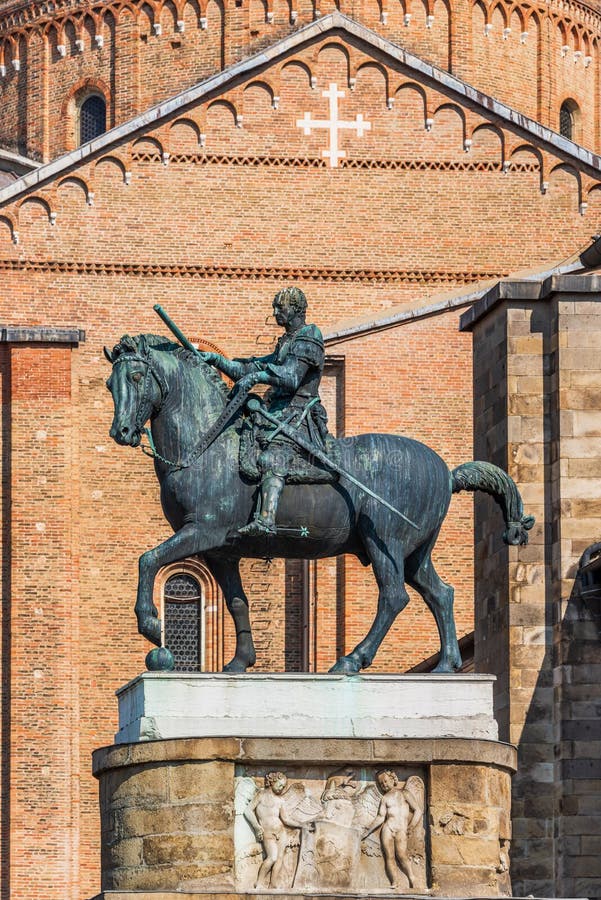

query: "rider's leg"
left=239, top=443, right=291, bottom=535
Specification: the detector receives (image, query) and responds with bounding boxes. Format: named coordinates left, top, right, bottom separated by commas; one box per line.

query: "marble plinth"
left=115, top=673, right=498, bottom=744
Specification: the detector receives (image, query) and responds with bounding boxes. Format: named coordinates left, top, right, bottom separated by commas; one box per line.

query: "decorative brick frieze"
left=0, top=258, right=508, bottom=283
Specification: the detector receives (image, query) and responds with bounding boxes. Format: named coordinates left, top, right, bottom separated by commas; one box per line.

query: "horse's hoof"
left=222, top=657, right=248, bottom=673
left=328, top=656, right=361, bottom=674
left=146, top=646, right=175, bottom=671
left=139, top=616, right=162, bottom=647
left=431, top=659, right=461, bottom=673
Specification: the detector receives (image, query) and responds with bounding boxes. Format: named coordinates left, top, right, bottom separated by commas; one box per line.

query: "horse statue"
left=105, top=332, right=534, bottom=674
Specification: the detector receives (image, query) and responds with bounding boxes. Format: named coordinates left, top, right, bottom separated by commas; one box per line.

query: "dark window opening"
left=80, top=95, right=106, bottom=145
left=164, top=573, right=202, bottom=671
left=560, top=101, right=577, bottom=140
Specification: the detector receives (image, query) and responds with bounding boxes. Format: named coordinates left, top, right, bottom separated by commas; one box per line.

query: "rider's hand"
left=231, top=373, right=256, bottom=396
left=198, top=351, right=219, bottom=365
left=256, top=828, right=264, bottom=842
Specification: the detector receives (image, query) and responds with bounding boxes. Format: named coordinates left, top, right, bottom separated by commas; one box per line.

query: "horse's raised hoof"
left=328, top=655, right=362, bottom=674
left=222, top=657, right=249, bottom=673
left=138, top=615, right=162, bottom=647
left=146, top=646, right=175, bottom=671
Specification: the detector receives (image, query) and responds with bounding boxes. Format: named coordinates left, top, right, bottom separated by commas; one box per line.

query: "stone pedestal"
left=115, top=672, right=499, bottom=743
left=93, top=674, right=516, bottom=899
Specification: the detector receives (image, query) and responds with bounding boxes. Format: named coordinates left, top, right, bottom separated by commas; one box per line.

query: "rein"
left=113, top=350, right=250, bottom=470
left=141, top=387, right=251, bottom=471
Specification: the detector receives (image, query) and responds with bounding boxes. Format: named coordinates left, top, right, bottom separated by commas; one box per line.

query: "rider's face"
left=273, top=297, right=293, bottom=327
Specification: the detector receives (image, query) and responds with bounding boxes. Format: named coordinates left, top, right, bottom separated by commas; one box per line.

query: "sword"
left=246, top=398, right=419, bottom=530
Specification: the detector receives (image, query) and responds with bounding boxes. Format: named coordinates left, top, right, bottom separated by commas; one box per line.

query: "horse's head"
left=105, top=334, right=169, bottom=447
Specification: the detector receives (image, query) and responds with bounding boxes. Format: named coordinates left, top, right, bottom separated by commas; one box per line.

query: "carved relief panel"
left=234, top=765, right=428, bottom=892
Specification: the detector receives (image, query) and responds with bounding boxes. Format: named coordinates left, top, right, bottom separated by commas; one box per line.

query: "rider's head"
left=273, top=286, right=307, bottom=325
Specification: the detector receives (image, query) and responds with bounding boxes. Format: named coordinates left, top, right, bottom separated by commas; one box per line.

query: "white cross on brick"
left=297, top=82, right=371, bottom=167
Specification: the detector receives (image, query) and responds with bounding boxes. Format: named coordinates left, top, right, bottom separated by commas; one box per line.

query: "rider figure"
left=201, top=286, right=328, bottom=536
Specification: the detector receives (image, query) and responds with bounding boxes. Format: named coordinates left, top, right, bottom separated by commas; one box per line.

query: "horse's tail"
left=451, top=461, right=535, bottom=546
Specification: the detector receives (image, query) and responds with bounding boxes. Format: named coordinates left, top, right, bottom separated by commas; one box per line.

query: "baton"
left=153, top=304, right=201, bottom=357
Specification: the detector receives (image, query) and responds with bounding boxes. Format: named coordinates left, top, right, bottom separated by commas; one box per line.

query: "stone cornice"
left=0, top=325, right=84, bottom=342
left=459, top=267, right=601, bottom=330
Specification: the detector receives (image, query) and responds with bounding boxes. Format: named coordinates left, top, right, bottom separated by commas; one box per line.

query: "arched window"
left=163, top=573, right=203, bottom=671
left=560, top=100, right=579, bottom=141
left=79, top=94, right=106, bottom=145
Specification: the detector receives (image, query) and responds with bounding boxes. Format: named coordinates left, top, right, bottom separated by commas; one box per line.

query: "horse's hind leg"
left=405, top=534, right=461, bottom=673
left=207, top=557, right=257, bottom=673
left=330, top=540, right=410, bottom=674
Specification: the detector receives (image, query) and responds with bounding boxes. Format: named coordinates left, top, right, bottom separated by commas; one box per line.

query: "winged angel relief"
left=234, top=769, right=427, bottom=892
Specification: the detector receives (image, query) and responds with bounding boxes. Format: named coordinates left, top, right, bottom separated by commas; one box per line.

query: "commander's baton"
left=153, top=304, right=202, bottom=357
left=246, top=398, right=419, bottom=530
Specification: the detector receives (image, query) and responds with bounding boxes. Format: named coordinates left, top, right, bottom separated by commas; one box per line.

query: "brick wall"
left=0, top=0, right=600, bottom=161
left=0, top=22, right=601, bottom=900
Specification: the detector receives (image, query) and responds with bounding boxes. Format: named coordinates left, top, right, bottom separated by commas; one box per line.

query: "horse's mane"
left=112, top=333, right=229, bottom=398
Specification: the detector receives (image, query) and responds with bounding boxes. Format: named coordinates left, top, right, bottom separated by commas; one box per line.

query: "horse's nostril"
left=120, top=426, right=129, bottom=436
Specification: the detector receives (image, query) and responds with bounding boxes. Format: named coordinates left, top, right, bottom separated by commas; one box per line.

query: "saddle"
left=239, top=416, right=338, bottom=484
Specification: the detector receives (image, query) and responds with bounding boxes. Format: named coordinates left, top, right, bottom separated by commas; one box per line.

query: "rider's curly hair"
left=274, top=286, right=307, bottom=314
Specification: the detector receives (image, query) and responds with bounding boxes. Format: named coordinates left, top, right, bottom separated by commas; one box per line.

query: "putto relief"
left=234, top=766, right=427, bottom=892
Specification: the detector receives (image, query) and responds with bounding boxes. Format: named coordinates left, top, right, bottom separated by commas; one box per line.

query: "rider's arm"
left=253, top=331, right=322, bottom=390
left=254, top=357, right=309, bottom=391
left=202, top=352, right=275, bottom=382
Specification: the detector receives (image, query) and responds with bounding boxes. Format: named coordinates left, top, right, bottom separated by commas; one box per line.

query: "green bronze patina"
left=105, top=289, right=534, bottom=674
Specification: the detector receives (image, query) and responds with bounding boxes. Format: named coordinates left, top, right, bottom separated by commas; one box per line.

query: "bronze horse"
left=106, top=333, right=533, bottom=673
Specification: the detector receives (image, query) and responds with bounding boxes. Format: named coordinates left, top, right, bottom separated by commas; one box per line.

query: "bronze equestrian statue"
left=105, top=290, right=534, bottom=673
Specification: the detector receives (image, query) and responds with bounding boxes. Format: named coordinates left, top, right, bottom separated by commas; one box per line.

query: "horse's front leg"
left=136, top=523, right=205, bottom=645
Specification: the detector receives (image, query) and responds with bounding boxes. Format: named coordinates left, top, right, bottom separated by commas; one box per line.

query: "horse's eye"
left=132, top=372, right=143, bottom=384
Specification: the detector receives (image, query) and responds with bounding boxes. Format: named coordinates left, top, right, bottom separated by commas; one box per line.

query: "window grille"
left=560, top=102, right=575, bottom=140
left=80, top=95, right=106, bottom=145
left=164, top=573, right=202, bottom=671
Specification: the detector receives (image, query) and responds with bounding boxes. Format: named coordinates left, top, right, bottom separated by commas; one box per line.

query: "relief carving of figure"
left=243, top=772, right=322, bottom=888
left=362, top=771, right=424, bottom=891
left=236, top=769, right=426, bottom=893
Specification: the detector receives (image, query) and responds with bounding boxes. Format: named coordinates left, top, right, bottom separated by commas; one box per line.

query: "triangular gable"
left=1, top=11, right=601, bottom=209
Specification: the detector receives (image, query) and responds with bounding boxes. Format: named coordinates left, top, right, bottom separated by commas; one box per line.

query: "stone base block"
left=115, top=673, right=499, bottom=744
left=93, top=736, right=516, bottom=898
left=90, top=894, right=585, bottom=899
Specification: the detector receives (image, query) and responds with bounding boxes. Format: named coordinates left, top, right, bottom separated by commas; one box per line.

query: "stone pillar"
left=460, top=274, right=601, bottom=899
left=0, top=327, right=83, bottom=900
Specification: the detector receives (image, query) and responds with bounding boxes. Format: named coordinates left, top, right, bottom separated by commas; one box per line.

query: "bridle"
left=112, top=351, right=169, bottom=435
left=111, top=348, right=252, bottom=471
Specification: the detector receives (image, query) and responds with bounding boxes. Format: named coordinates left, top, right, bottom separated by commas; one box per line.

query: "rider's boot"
left=239, top=474, right=285, bottom=536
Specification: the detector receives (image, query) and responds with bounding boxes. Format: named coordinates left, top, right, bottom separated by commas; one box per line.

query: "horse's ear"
left=138, top=334, right=149, bottom=356
left=103, top=346, right=114, bottom=363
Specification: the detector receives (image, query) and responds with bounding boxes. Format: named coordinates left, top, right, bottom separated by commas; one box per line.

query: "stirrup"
left=238, top=518, right=277, bottom=536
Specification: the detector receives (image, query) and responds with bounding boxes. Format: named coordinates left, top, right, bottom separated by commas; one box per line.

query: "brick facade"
left=0, top=0, right=601, bottom=160
left=0, top=4, right=600, bottom=899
